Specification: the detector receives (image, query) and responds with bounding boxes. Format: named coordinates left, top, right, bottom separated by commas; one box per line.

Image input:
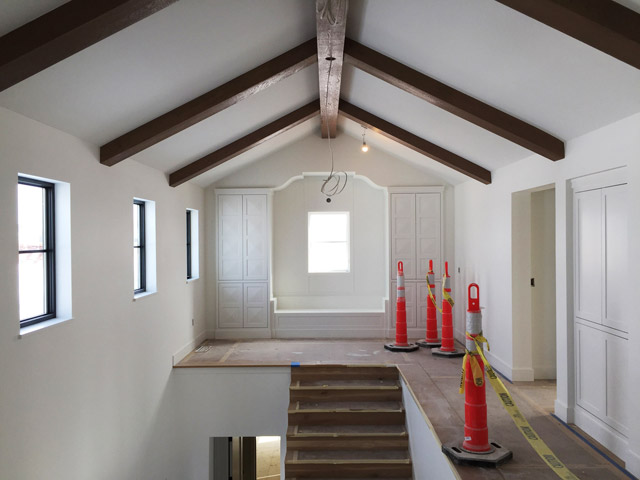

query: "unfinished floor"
left=176, top=339, right=633, bottom=480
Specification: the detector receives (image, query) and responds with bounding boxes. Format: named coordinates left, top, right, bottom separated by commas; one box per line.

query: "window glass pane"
left=18, top=184, right=45, bottom=251
left=309, top=213, right=348, bottom=242
left=134, top=248, right=140, bottom=290
left=19, top=252, right=46, bottom=320
left=309, top=242, right=349, bottom=273
left=133, top=204, right=141, bottom=247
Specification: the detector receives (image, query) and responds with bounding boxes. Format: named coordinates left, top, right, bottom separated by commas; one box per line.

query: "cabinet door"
left=391, top=282, right=416, bottom=328
left=575, top=322, right=606, bottom=418
left=218, top=195, right=243, bottom=280
left=605, top=333, right=628, bottom=435
left=416, top=194, right=441, bottom=280
left=244, top=283, right=268, bottom=328
left=602, top=185, right=627, bottom=332
left=244, top=195, right=268, bottom=280
left=218, top=283, right=243, bottom=328
left=575, top=190, right=602, bottom=324
left=391, top=194, right=416, bottom=280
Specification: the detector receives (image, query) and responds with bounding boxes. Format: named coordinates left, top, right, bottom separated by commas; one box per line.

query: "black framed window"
left=186, top=210, right=192, bottom=280
left=133, top=200, right=146, bottom=293
left=18, top=176, right=56, bottom=326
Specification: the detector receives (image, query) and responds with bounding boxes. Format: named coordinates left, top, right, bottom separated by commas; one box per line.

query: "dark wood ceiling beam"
left=339, top=100, right=492, bottom=184
left=496, top=0, right=640, bottom=71
left=343, top=38, right=565, bottom=161
left=0, top=0, right=177, bottom=93
left=316, top=0, right=349, bottom=138
left=101, top=38, right=318, bottom=166
left=169, top=100, right=320, bottom=187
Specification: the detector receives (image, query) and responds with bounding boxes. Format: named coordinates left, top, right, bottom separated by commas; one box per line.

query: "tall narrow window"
left=308, top=212, right=350, bottom=273
left=186, top=210, right=192, bottom=280
left=133, top=200, right=146, bottom=293
left=18, top=176, right=56, bottom=326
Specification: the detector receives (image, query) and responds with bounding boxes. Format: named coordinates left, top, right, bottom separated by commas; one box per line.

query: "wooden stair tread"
left=290, top=384, right=400, bottom=390
left=286, top=459, right=412, bottom=465
left=289, top=424, right=407, bottom=435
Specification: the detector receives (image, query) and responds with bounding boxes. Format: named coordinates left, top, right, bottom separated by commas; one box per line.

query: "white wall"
left=206, top=133, right=455, bottom=332
left=454, top=112, right=640, bottom=475
left=0, top=107, right=207, bottom=479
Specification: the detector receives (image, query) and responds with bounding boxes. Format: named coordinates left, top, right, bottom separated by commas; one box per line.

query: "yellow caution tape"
left=464, top=335, right=580, bottom=480
left=425, top=273, right=454, bottom=313
left=459, top=351, right=484, bottom=393
left=426, top=277, right=443, bottom=314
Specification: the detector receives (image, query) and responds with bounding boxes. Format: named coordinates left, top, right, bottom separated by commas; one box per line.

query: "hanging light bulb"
left=361, top=126, right=369, bottom=153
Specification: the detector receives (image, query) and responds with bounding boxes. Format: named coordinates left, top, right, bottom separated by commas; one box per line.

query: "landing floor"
left=176, top=339, right=632, bottom=480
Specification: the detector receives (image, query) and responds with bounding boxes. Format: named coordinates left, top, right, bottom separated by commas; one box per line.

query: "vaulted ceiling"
left=1, top=0, right=639, bottom=187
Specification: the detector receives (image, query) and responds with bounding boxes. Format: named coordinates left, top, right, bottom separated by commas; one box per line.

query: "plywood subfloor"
left=176, top=339, right=632, bottom=480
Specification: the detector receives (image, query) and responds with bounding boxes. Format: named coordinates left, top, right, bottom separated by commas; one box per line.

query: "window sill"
left=19, top=316, right=73, bottom=338
left=186, top=277, right=200, bottom=284
left=133, top=290, right=157, bottom=301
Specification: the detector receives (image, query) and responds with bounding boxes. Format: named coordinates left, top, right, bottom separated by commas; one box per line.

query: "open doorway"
left=511, top=185, right=556, bottom=389
left=211, top=436, right=281, bottom=480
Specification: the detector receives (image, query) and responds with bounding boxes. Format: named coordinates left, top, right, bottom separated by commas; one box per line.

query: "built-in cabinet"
left=389, top=187, right=443, bottom=330
left=572, top=170, right=629, bottom=449
left=217, top=192, right=269, bottom=331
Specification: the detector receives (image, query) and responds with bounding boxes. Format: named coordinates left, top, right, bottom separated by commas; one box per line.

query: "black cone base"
left=432, top=347, right=465, bottom=358
left=442, top=442, right=512, bottom=468
left=417, top=339, right=441, bottom=348
left=384, top=343, right=419, bottom=352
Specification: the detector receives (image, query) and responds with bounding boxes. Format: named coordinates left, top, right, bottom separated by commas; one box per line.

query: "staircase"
left=285, top=365, right=413, bottom=479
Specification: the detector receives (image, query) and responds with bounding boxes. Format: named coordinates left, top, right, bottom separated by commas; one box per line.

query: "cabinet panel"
left=391, top=282, right=416, bottom=328
left=416, top=194, right=441, bottom=280
left=218, top=283, right=243, bottom=328
left=605, top=334, right=628, bottom=435
left=243, top=195, right=268, bottom=280
left=391, top=194, right=416, bottom=280
left=218, top=195, right=243, bottom=280
left=576, top=323, right=606, bottom=418
left=244, top=283, right=268, bottom=328
left=603, top=185, right=627, bottom=332
left=575, top=190, right=602, bottom=323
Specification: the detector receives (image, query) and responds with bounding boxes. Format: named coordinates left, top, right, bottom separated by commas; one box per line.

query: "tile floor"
left=176, top=339, right=633, bottom=480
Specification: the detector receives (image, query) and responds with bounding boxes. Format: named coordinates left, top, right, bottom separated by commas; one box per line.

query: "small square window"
left=308, top=212, right=350, bottom=273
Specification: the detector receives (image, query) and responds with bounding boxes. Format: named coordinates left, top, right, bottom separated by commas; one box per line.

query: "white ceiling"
left=1, top=0, right=639, bottom=187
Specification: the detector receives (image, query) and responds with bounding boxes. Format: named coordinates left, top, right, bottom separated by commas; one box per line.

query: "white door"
left=602, top=185, right=627, bottom=333
left=574, top=189, right=602, bottom=324
left=391, top=194, right=416, bottom=280
left=218, top=283, right=243, bottom=328
left=244, top=283, right=268, bottom=328
left=218, top=195, right=243, bottom=281
left=416, top=194, right=441, bottom=280
left=244, top=195, right=268, bottom=281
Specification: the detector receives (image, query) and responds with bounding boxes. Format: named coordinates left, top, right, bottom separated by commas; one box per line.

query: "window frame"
left=186, top=209, right=192, bottom=280
left=133, top=199, right=146, bottom=294
left=18, top=176, right=56, bottom=327
left=307, top=211, right=351, bottom=274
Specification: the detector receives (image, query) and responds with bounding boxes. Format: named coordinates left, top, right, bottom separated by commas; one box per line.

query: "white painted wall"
left=0, top=107, right=207, bottom=479
left=205, top=133, right=455, bottom=333
left=454, top=112, right=640, bottom=475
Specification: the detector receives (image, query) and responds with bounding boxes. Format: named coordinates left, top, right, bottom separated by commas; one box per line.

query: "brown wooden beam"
left=339, top=100, right=492, bottom=184
left=0, top=0, right=177, bottom=93
left=343, top=38, right=565, bottom=161
left=101, top=39, right=318, bottom=166
left=496, top=0, right=640, bottom=71
left=316, top=0, right=348, bottom=138
left=169, top=101, right=319, bottom=187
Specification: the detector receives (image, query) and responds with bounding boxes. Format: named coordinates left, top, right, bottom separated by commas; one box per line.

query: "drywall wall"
left=0, top=107, right=207, bottom=479
left=454, top=112, right=640, bottom=475
left=531, top=188, right=556, bottom=379
left=205, top=133, right=456, bottom=334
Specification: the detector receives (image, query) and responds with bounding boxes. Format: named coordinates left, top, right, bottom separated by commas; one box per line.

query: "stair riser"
left=285, top=464, right=413, bottom=477
left=289, top=412, right=405, bottom=425
left=286, top=438, right=409, bottom=450
left=291, top=368, right=399, bottom=382
left=290, top=389, right=402, bottom=402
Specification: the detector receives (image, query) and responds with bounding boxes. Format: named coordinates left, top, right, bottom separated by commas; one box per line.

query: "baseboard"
left=484, top=350, right=512, bottom=381
left=172, top=329, right=208, bottom=366
left=511, top=366, right=535, bottom=382
left=574, top=406, right=628, bottom=461
left=214, top=328, right=272, bottom=339
left=625, top=447, right=640, bottom=479
left=533, top=365, right=557, bottom=380
left=275, top=328, right=387, bottom=339
left=554, top=399, right=574, bottom=423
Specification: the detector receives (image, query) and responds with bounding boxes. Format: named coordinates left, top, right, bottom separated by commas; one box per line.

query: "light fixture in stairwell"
left=361, top=126, right=369, bottom=153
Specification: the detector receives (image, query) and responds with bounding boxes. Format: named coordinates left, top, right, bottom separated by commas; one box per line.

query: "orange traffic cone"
left=417, top=259, right=441, bottom=348
left=385, top=261, right=419, bottom=352
left=432, top=262, right=464, bottom=358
